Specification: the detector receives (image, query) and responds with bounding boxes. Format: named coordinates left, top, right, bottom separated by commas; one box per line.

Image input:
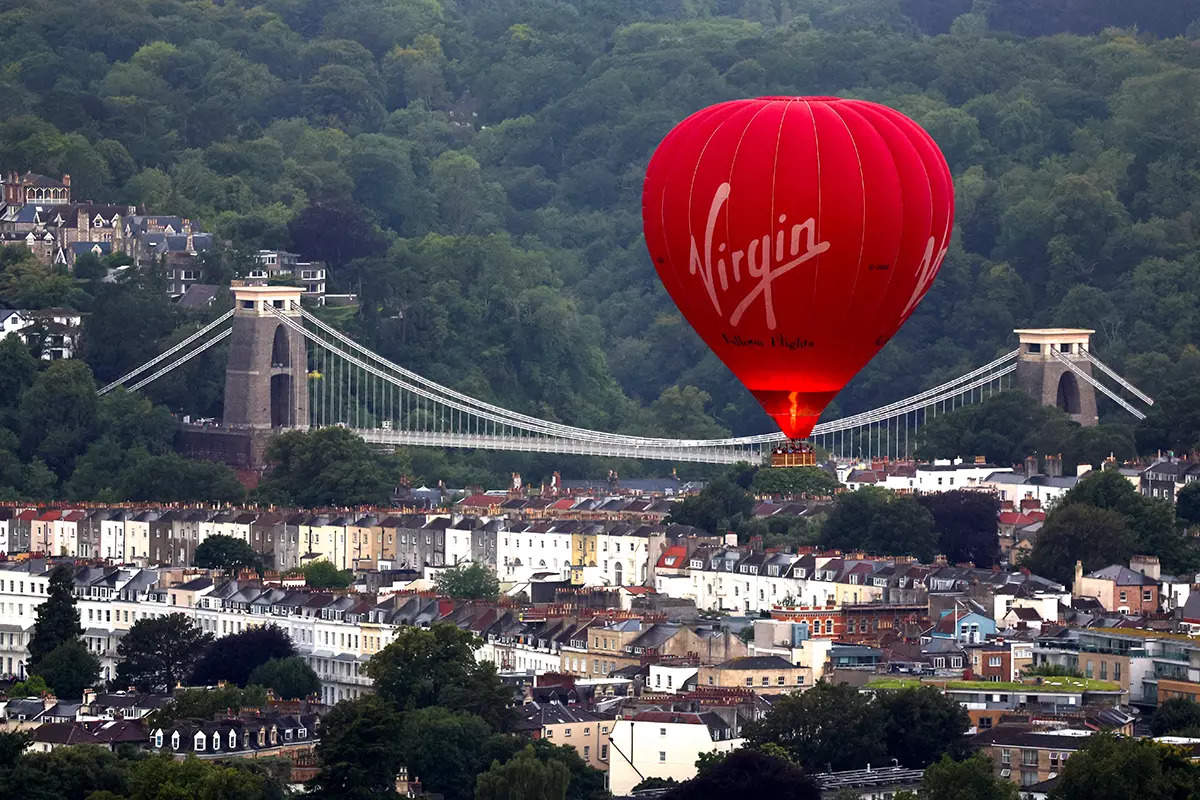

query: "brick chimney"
left=61, top=173, right=70, bottom=187
left=1024, top=455, right=1039, bottom=478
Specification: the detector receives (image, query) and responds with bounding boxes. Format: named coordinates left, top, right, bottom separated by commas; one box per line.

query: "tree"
left=875, top=686, right=970, bottom=768
left=476, top=744, right=570, bottom=800
left=300, top=560, right=352, bottom=589
left=367, top=624, right=514, bottom=730
left=28, top=565, right=82, bottom=665
left=194, top=534, right=263, bottom=574
left=1024, top=504, right=1134, bottom=585
left=1176, top=482, right=1200, bottom=529
left=17, top=360, right=97, bottom=480
left=116, top=614, right=213, bottom=692
left=1050, top=733, right=1200, bottom=800
left=665, top=748, right=819, bottom=800
left=919, top=753, right=1017, bottom=800
left=918, top=490, right=1002, bottom=566
left=8, top=674, right=49, bottom=697
left=751, top=467, right=840, bottom=497
left=1150, top=697, right=1200, bottom=737
left=2, top=744, right=129, bottom=800
left=437, top=563, right=501, bottom=600
left=399, top=707, right=494, bottom=800
left=34, top=639, right=100, bottom=700
left=309, top=696, right=405, bottom=800
left=665, top=475, right=753, bottom=534
left=248, top=657, right=321, bottom=700
left=125, top=752, right=287, bottom=800
left=147, top=685, right=267, bottom=729
left=744, top=681, right=885, bottom=772
left=255, top=427, right=402, bottom=507
left=821, top=488, right=940, bottom=562
left=191, top=625, right=295, bottom=687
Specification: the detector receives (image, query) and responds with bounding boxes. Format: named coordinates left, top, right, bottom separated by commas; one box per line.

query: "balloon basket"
left=769, top=440, right=816, bottom=468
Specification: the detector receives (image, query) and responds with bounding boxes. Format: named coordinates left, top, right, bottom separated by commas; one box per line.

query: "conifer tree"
left=28, top=565, right=81, bottom=666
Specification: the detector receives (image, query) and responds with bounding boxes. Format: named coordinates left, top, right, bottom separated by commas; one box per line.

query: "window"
left=195, top=733, right=206, bottom=752
left=229, top=730, right=237, bottom=749
left=1000, top=749, right=1011, bottom=765
left=565, top=728, right=571, bottom=737
left=211, top=732, right=220, bottom=750
left=778, top=676, right=786, bottom=685
left=1021, top=750, right=1038, bottom=767
left=1119, top=591, right=1127, bottom=603
left=546, top=729, right=553, bottom=738
left=171, top=731, right=180, bottom=750
left=659, top=752, right=666, bottom=763
left=745, top=677, right=753, bottom=686
left=1143, top=589, right=1153, bottom=603
left=155, top=731, right=163, bottom=748
left=660, top=728, right=667, bottom=736
left=988, top=656, right=1002, bottom=667
left=600, top=745, right=608, bottom=760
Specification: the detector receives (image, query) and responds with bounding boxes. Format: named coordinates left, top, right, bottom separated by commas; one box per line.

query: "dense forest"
left=5, top=0, right=1200, bottom=491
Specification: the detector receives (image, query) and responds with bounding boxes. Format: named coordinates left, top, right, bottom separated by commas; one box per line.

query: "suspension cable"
left=98, top=308, right=235, bottom=395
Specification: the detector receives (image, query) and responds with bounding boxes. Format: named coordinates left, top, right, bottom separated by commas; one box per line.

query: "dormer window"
left=195, top=732, right=206, bottom=752
left=258, top=729, right=266, bottom=747
left=171, top=731, right=180, bottom=750
left=298, top=727, right=307, bottom=739
left=229, top=730, right=237, bottom=749
left=154, top=730, right=164, bottom=748
left=285, top=729, right=293, bottom=741
left=212, top=732, right=220, bottom=750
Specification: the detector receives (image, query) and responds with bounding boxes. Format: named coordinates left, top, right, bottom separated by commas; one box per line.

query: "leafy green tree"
left=476, top=744, right=570, bottom=800
left=744, top=681, right=885, bottom=772
left=116, top=614, right=214, bottom=692
left=918, top=490, right=1002, bottom=566
left=367, top=623, right=514, bottom=730
left=665, top=748, right=819, bottom=800
left=666, top=476, right=753, bottom=534
left=1050, top=733, right=1200, bottom=800
left=437, top=563, right=501, bottom=599
left=18, top=360, right=97, bottom=480
left=2, top=744, right=128, bottom=800
left=0, top=335, right=37, bottom=413
left=1150, top=697, right=1200, bottom=737
left=751, top=467, right=840, bottom=497
left=1024, top=504, right=1134, bottom=586
left=309, top=696, right=406, bottom=800
left=821, top=488, right=940, bottom=562
left=918, top=753, right=1017, bottom=800
left=1176, top=482, right=1200, bottom=529
left=255, top=427, right=402, bottom=507
left=875, top=686, right=970, bottom=768
left=33, top=639, right=100, bottom=700
left=8, top=674, right=49, bottom=697
left=400, top=706, right=494, bottom=800
left=126, top=752, right=287, bottom=800
left=300, top=560, right=352, bottom=589
left=248, top=657, right=321, bottom=700
left=147, top=685, right=268, bottom=729
left=191, top=625, right=295, bottom=687
left=194, top=534, right=263, bottom=574
left=28, top=565, right=82, bottom=664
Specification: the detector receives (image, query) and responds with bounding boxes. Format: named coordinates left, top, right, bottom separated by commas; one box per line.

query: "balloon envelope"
left=642, top=96, right=954, bottom=439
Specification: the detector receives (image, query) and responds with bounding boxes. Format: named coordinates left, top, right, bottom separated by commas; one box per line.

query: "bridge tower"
left=223, top=285, right=309, bottom=430
left=1012, top=328, right=1097, bottom=426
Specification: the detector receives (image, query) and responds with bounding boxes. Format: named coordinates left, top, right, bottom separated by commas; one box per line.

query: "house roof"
left=1084, top=565, right=1158, bottom=586
left=713, top=655, right=796, bottom=670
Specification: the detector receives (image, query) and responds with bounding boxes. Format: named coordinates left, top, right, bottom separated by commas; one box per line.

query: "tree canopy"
left=820, top=487, right=940, bottom=562
left=193, top=534, right=264, bottom=574
left=28, top=564, right=82, bottom=665
left=436, top=563, right=501, bottom=600
left=190, top=625, right=296, bottom=688
left=116, top=613, right=213, bottom=693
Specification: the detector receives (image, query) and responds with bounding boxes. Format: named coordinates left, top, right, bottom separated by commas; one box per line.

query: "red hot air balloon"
left=642, top=96, right=954, bottom=440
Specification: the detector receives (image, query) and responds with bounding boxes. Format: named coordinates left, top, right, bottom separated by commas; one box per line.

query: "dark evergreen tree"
left=28, top=565, right=82, bottom=666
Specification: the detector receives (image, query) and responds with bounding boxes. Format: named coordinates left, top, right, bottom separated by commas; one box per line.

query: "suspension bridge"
left=98, top=287, right=1154, bottom=465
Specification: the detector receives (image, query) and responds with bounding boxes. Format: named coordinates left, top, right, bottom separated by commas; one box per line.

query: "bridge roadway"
left=355, top=428, right=764, bottom=464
